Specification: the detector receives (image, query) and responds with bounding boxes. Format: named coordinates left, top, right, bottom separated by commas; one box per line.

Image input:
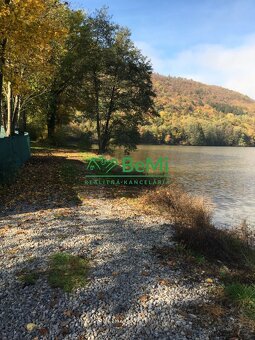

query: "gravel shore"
left=0, top=197, right=253, bottom=339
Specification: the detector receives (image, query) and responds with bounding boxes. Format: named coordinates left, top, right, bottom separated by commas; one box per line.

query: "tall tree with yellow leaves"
left=0, top=0, right=69, bottom=136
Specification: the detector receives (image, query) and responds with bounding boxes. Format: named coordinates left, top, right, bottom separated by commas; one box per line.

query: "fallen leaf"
left=113, top=322, right=123, bottom=328
left=39, top=327, right=49, bottom=335
left=158, top=278, right=171, bottom=286
left=205, top=278, right=213, bottom=284
left=139, top=294, right=150, bottom=304
left=26, top=323, right=37, bottom=332
left=167, top=260, right=176, bottom=267
left=63, top=310, right=72, bottom=317
left=141, top=271, right=149, bottom=276
left=115, top=314, right=125, bottom=321
left=61, top=325, right=69, bottom=335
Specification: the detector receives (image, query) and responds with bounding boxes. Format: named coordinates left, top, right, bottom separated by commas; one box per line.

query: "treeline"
left=141, top=74, right=255, bottom=146
left=140, top=117, right=253, bottom=146
left=1, top=2, right=254, bottom=151
left=0, top=1, right=155, bottom=153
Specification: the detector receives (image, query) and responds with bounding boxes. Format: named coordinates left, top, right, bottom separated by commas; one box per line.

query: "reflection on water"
left=114, top=145, right=255, bottom=229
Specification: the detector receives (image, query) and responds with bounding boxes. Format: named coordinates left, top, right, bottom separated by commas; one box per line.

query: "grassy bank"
left=138, top=185, right=255, bottom=321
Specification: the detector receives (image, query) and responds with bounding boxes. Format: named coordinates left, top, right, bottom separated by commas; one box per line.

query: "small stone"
left=63, top=310, right=72, bottom=317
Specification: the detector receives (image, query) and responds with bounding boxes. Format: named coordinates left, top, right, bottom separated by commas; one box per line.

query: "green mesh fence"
left=0, top=134, right=31, bottom=183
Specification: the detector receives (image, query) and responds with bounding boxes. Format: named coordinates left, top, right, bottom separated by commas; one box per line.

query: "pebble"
left=0, top=198, right=253, bottom=339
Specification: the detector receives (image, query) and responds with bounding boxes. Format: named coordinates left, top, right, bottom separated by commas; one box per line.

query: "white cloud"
left=135, top=35, right=255, bottom=99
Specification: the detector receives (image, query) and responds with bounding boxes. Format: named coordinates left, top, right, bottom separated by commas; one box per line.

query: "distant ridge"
left=139, top=74, right=255, bottom=146
left=152, top=73, right=255, bottom=111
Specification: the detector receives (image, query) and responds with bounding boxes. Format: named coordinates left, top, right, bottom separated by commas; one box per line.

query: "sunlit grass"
left=48, top=253, right=89, bottom=293
left=225, top=283, right=255, bottom=319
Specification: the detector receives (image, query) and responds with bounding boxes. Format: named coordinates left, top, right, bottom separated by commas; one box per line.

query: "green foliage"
left=186, top=122, right=205, bottom=145
left=210, top=102, right=246, bottom=115
left=79, top=9, right=156, bottom=152
left=111, top=118, right=140, bottom=152
left=47, top=125, right=92, bottom=148
left=48, top=253, right=89, bottom=292
left=18, top=272, right=39, bottom=286
left=225, top=283, right=255, bottom=319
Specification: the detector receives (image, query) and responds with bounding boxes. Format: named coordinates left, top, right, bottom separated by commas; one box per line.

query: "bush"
left=141, top=184, right=212, bottom=229
left=141, top=185, right=255, bottom=268
left=42, top=124, right=92, bottom=149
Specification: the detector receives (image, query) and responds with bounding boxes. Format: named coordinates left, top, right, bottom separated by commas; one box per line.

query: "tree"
left=45, top=9, right=91, bottom=139
left=186, top=122, right=205, bottom=145
left=80, top=10, right=156, bottom=153
left=0, top=0, right=69, bottom=136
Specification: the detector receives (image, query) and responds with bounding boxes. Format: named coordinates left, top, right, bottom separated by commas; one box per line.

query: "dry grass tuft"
left=141, top=185, right=255, bottom=268
left=140, top=184, right=212, bottom=229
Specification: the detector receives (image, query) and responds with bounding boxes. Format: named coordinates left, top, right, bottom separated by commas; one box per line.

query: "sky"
left=69, top=0, right=255, bottom=98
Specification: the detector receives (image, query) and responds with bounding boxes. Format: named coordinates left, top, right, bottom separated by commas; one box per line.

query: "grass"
left=48, top=253, right=89, bottom=293
left=225, top=283, right=255, bottom=319
left=18, top=271, right=39, bottom=286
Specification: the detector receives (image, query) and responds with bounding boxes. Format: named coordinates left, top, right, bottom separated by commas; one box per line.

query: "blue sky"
left=69, top=1, right=255, bottom=98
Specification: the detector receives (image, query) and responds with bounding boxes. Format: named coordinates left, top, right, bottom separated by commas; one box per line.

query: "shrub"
left=141, top=184, right=212, bottom=229
left=141, top=185, right=255, bottom=268
left=41, top=124, right=93, bottom=149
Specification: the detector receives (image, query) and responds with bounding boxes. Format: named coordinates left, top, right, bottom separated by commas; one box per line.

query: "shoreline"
left=0, top=147, right=254, bottom=339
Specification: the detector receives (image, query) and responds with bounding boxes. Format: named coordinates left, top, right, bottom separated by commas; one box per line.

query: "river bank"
left=0, top=147, right=254, bottom=339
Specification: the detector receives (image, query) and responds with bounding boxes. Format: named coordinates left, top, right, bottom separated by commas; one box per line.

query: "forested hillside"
left=2, top=1, right=254, bottom=149
left=140, top=74, right=255, bottom=146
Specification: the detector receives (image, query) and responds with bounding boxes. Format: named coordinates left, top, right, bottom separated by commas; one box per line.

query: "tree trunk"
left=11, top=95, right=19, bottom=135
left=0, top=38, right=7, bottom=129
left=6, top=81, right=12, bottom=137
left=19, top=104, right=27, bottom=135
left=93, top=72, right=103, bottom=153
left=100, top=136, right=108, bottom=154
left=0, top=0, right=11, bottom=126
left=47, top=92, right=58, bottom=139
left=0, top=72, right=3, bottom=128
left=20, top=111, right=27, bottom=134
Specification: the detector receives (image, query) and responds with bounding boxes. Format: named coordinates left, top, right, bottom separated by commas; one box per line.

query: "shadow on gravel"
left=0, top=152, right=149, bottom=218
left=1, top=207, right=252, bottom=339
left=0, top=155, right=83, bottom=217
left=0, top=149, right=253, bottom=338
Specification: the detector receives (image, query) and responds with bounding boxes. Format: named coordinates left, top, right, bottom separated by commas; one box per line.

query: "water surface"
left=115, top=145, right=255, bottom=228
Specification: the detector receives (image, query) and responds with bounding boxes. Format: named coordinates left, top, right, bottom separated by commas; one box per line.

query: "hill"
left=140, top=74, right=255, bottom=146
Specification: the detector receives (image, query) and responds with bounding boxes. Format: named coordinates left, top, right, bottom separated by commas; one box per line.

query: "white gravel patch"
left=0, top=199, right=251, bottom=339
